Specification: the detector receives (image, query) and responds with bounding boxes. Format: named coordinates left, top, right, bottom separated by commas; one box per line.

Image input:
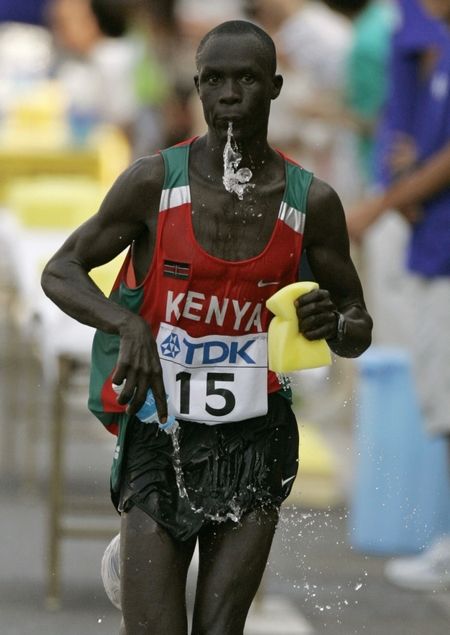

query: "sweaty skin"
left=41, top=26, right=372, bottom=635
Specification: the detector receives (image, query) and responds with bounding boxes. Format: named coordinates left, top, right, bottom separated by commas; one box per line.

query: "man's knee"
left=192, top=595, right=248, bottom=635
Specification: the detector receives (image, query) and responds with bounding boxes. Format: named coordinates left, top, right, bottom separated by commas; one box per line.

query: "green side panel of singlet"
left=278, top=161, right=313, bottom=403
left=88, top=332, right=120, bottom=426
left=284, top=161, right=313, bottom=213
left=160, top=142, right=191, bottom=190
left=88, top=284, right=145, bottom=428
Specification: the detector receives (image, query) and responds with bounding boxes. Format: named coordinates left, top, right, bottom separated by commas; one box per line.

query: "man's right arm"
left=41, top=154, right=167, bottom=418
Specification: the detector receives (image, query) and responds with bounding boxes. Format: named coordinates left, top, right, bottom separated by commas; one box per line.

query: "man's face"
left=195, top=32, right=282, bottom=142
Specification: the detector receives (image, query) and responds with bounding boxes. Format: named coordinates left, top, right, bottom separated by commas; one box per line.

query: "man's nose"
left=219, top=78, right=241, bottom=103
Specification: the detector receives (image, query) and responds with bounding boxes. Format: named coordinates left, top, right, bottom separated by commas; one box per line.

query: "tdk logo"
left=160, top=333, right=181, bottom=359
left=183, top=339, right=256, bottom=365
left=160, top=333, right=256, bottom=365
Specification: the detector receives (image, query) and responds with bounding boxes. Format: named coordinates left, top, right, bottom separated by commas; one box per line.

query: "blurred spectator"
left=373, top=0, right=448, bottom=188
left=46, top=0, right=141, bottom=144
left=126, top=0, right=195, bottom=156
left=348, top=0, right=447, bottom=348
left=324, top=0, right=395, bottom=186
left=318, top=1, right=395, bottom=346
left=347, top=0, right=450, bottom=591
left=0, top=22, right=54, bottom=138
left=244, top=0, right=356, bottom=202
left=247, top=0, right=350, bottom=89
left=0, top=0, right=47, bottom=25
left=177, top=0, right=245, bottom=43
left=46, top=0, right=186, bottom=155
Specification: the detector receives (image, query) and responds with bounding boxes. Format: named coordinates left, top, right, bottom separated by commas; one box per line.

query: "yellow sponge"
left=266, top=281, right=332, bottom=372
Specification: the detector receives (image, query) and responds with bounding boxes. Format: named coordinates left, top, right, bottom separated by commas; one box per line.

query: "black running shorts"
left=118, top=392, right=299, bottom=541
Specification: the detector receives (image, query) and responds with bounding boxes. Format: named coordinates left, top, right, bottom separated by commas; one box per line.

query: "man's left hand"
left=294, top=288, right=338, bottom=341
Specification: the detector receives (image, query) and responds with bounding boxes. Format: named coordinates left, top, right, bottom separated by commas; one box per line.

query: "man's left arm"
left=297, top=177, right=373, bottom=358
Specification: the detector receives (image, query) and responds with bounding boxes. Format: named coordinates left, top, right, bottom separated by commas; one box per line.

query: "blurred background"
left=0, top=1, right=449, bottom=634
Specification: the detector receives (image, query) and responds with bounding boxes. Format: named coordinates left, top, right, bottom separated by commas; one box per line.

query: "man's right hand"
left=112, top=315, right=168, bottom=422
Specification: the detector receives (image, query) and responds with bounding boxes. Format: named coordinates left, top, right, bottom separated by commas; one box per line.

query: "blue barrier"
left=350, top=347, right=450, bottom=555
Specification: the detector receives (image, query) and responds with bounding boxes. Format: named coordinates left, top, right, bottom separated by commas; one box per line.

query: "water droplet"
left=222, top=122, right=255, bottom=200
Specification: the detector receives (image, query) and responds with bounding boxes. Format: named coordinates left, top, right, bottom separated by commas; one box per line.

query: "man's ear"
left=194, top=74, right=200, bottom=94
left=271, top=74, right=283, bottom=100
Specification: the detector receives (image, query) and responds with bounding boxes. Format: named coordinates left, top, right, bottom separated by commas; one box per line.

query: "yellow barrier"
left=0, top=124, right=131, bottom=202
left=286, top=421, right=342, bottom=509
left=89, top=254, right=126, bottom=295
left=5, top=176, right=106, bottom=229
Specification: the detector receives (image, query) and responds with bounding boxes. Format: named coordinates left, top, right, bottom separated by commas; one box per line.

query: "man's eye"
left=241, top=74, right=255, bottom=84
left=207, top=75, right=220, bottom=85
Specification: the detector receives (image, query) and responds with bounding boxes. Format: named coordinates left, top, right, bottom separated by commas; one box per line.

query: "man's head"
left=194, top=21, right=282, bottom=143
left=195, top=20, right=277, bottom=76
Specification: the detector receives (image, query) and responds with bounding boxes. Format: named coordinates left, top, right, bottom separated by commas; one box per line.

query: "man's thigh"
left=191, top=506, right=279, bottom=635
left=120, top=506, right=196, bottom=635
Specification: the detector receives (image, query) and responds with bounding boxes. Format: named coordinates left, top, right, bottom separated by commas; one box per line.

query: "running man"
left=42, top=20, right=372, bottom=635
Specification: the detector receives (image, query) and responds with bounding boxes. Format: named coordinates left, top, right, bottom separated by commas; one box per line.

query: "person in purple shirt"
left=348, top=0, right=450, bottom=592
left=374, top=0, right=447, bottom=186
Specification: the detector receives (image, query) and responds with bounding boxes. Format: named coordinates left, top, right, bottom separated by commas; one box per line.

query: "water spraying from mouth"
left=222, top=122, right=255, bottom=200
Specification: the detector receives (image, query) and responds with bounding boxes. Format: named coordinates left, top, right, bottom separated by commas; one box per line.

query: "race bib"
left=156, top=323, right=268, bottom=424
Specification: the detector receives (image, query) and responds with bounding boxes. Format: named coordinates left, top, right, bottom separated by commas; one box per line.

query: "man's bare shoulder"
left=96, top=153, right=165, bottom=226
left=307, top=176, right=341, bottom=210
left=118, top=153, right=165, bottom=198
left=304, top=176, right=347, bottom=248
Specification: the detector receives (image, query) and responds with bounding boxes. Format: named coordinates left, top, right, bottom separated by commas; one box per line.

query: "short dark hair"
left=196, top=20, right=277, bottom=75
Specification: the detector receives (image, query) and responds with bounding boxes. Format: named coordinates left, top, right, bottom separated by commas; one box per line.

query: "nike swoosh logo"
left=281, top=475, right=296, bottom=488
left=257, top=280, right=281, bottom=287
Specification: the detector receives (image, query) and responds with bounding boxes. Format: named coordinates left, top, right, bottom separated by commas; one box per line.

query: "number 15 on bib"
left=156, top=323, right=268, bottom=424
